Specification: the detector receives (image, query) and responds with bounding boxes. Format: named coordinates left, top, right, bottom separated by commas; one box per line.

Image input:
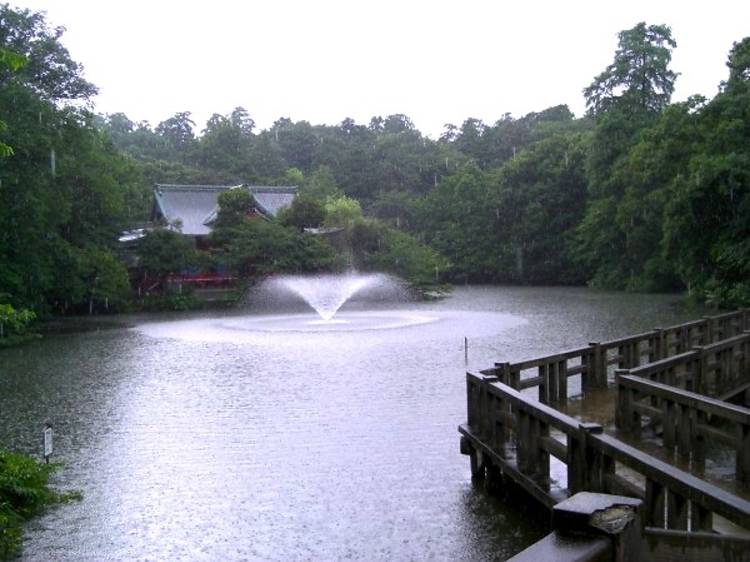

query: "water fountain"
left=268, top=272, right=387, bottom=321
left=135, top=272, right=525, bottom=342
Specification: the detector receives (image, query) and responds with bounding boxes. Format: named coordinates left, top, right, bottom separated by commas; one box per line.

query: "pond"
left=0, top=286, right=705, bottom=561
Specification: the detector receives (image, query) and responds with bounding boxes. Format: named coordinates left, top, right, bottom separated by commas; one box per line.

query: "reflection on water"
left=0, top=286, right=702, bottom=561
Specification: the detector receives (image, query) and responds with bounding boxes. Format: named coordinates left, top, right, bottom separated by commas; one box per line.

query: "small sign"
left=43, top=425, right=53, bottom=461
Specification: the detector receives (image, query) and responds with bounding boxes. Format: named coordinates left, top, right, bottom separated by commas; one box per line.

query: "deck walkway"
left=460, top=309, right=750, bottom=560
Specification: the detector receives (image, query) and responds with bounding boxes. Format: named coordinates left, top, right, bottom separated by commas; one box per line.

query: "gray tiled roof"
left=250, top=187, right=297, bottom=217
left=153, top=184, right=297, bottom=236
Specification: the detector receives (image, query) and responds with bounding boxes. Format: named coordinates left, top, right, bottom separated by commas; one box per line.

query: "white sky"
left=13, top=0, right=750, bottom=138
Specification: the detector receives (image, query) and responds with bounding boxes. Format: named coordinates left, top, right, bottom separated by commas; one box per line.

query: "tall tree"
left=0, top=4, right=97, bottom=102
left=577, top=22, right=679, bottom=288
left=663, top=37, right=750, bottom=304
left=583, top=22, right=677, bottom=115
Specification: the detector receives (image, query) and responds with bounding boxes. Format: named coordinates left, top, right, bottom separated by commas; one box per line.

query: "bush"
left=0, top=450, right=79, bottom=559
left=0, top=304, right=36, bottom=338
left=136, top=293, right=201, bottom=312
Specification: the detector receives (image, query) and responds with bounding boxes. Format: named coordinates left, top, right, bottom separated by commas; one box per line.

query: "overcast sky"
left=14, top=0, right=750, bottom=138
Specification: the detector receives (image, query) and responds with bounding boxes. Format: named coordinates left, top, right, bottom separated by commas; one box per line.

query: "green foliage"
left=576, top=22, right=680, bottom=290
left=137, top=230, right=196, bottom=279
left=0, top=46, right=25, bottom=157
left=136, top=292, right=201, bottom=312
left=324, top=196, right=363, bottom=228
left=80, top=247, right=131, bottom=313
left=155, top=111, right=195, bottom=156
left=584, top=22, right=677, bottom=115
left=0, top=4, right=97, bottom=102
left=302, top=165, right=343, bottom=202
left=361, top=223, right=450, bottom=286
left=224, top=219, right=336, bottom=276
left=0, top=303, right=35, bottom=338
left=284, top=167, right=304, bottom=185
left=213, top=188, right=255, bottom=230
left=495, top=133, right=590, bottom=284
left=369, top=190, right=419, bottom=230
left=418, top=163, right=500, bottom=282
left=0, top=450, right=78, bottom=559
left=279, top=195, right=326, bottom=231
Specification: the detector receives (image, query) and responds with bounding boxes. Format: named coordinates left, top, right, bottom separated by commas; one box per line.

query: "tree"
left=303, top=165, right=343, bottom=202
left=0, top=46, right=24, bottom=156
left=662, top=38, right=750, bottom=305
left=0, top=4, right=97, bottom=102
left=366, top=227, right=449, bottom=286
left=79, top=247, right=130, bottom=313
left=324, top=196, right=363, bottom=228
left=137, top=230, right=196, bottom=283
left=156, top=111, right=196, bottom=156
left=577, top=23, right=679, bottom=288
left=0, top=303, right=35, bottom=337
left=417, top=163, right=500, bottom=282
left=279, top=196, right=326, bottom=231
left=230, top=106, right=255, bottom=137
left=584, top=22, right=677, bottom=115
left=212, top=188, right=255, bottom=232
left=495, top=133, right=589, bottom=284
left=369, top=190, right=418, bottom=230
left=196, top=112, right=249, bottom=175
left=225, top=219, right=335, bottom=276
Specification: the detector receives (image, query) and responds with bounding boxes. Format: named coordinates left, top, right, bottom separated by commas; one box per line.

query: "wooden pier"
left=460, top=310, right=750, bottom=561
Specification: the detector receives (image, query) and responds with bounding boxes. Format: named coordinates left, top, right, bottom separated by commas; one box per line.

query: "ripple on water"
left=134, top=309, right=528, bottom=344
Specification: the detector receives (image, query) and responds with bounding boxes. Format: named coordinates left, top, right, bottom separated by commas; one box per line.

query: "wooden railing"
left=462, top=372, right=750, bottom=533
left=616, top=373, right=750, bottom=482
left=483, top=310, right=750, bottom=403
left=615, top=332, right=750, bottom=397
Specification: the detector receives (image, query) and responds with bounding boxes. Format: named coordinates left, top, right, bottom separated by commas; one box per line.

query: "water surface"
left=0, top=286, right=704, bottom=561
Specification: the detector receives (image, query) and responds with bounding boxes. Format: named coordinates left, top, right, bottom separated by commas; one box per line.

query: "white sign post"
left=43, top=424, right=53, bottom=464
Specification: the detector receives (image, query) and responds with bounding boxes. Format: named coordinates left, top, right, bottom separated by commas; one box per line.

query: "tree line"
left=1, top=3, right=749, bottom=319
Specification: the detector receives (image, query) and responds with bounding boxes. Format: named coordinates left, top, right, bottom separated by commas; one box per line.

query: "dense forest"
left=1, top=4, right=750, bottom=322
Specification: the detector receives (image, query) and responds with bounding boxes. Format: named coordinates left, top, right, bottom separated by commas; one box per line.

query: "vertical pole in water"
left=43, top=423, right=53, bottom=465
left=465, top=337, right=468, bottom=366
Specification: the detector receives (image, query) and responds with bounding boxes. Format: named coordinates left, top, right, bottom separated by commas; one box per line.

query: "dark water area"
left=0, top=286, right=705, bottom=561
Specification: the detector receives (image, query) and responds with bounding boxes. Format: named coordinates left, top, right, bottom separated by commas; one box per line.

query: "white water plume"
left=276, top=273, right=384, bottom=320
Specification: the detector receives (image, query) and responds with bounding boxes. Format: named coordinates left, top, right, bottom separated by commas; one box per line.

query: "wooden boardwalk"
left=460, top=309, right=750, bottom=560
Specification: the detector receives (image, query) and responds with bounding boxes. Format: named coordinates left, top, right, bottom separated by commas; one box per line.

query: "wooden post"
left=467, top=374, right=478, bottom=429
left=692, top=503, right=714, bottom=532
left=666, top=490, right=689, bottom=530
left=486, top=392, right=497, bottom=450
left=697, top=346, right=708, bottom=394
left=676, top=403, right=691, bottom=458
left=470, top=446, right=485, bottom=479
left=703, top=317, right=714, bottom=344
left=645, top=479, right=666, bottom=528
left=691, top=411, right=706, bottom=473
left=737, top=423, right=750, bottom=484
left=567, top=423, right=603, bottom=494
left=538, top=364, right=548, bottom=404
left=509, top=366, right=521, bottom=390
left=485, top=458, right=503, bottom=493
left=662, top=400, right=676, bottom=452
left=588, top=342, right=605, bottom=389
left=615, top=370, right=629, bottom=431
left=535, top=418, right=550, bottom=490
left=496, top=362, right=511, bottom=386
left=477, top=378, right=487, bottom=436
left=517, top=409, right=530, bottom=475
left=548, top=362, right=559, bottom=404
left=581, top=348, right=592, bottom=394
left=650, top=329, right=664, bottom=361
left=557, top=359, right=568, bottom=404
